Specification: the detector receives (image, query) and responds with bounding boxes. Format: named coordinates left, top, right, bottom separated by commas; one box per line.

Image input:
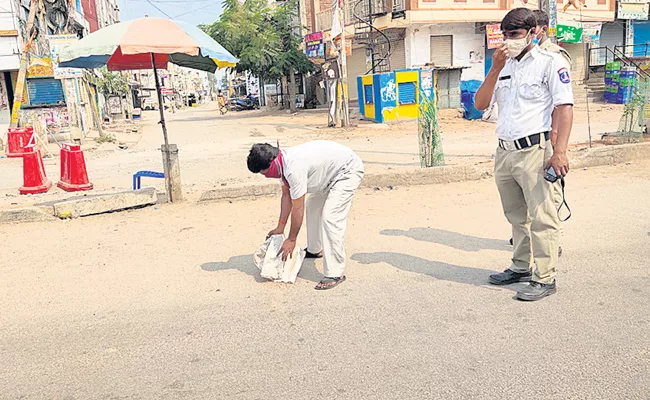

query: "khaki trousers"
left=495, top=139, right=561, bottom=284
left=306, top=159, right=364, bottom=278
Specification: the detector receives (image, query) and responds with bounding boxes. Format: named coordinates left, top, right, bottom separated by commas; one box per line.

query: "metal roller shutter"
left=347, top=46, right=368, bottom=102
left=389, top=39, right=406, bottom=70
left=398, top=82, right=416, bottom=104
left=430, top=35, right=453, bottom=67
left=600, top=21, right=625, bottom=49
left=27, top=78, right=65, bottom=106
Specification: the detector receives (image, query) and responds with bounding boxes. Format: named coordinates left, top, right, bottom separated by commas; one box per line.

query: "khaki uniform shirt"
left=540, top=40, right=572, bottom=67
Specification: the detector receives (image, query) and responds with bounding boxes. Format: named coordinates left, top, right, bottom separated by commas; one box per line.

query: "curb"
left=199, top=163, right=492, bottom=203
left=52, top=187, right=158, bottom=219
left=0, top=207, right=56, bottom=223
left=2, top=142, right=648, bottom=223
left=571, top=141, right=650, bottom=169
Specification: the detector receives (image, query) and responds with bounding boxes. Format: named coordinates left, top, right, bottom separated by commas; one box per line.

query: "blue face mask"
left=533, top=37, right=540, bottom=46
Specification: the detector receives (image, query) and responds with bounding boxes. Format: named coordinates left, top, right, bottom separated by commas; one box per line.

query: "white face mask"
left=505, top=33, right=531, bottom=58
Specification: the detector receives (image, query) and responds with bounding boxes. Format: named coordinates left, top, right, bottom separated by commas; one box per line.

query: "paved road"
left=1, top=161, right=649, bottom=399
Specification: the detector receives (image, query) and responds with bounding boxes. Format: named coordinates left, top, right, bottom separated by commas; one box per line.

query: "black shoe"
left=516, top=281, right=557, bottom=301
left=509, top=238, right=513, bottom=245
left=489, top=269, right=532, bottom=285
left=304, top=249, right=323, bottom=259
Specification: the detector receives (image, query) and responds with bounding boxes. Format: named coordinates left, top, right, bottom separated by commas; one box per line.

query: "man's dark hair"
left=501, top=8, right=537, bottom=32
left=247, top=143, right=278, bottom=173
left=532, top=9, right=549, bottom=27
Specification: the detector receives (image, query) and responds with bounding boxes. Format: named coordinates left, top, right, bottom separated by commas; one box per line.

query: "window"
left=364, top=85, right=373, bottom=104
left=26, top=78, right=65, bottom=106
left=398, top=82, right=417, bottom=105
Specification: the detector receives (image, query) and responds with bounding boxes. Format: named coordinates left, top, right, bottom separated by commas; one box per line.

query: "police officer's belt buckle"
left=499, top=140, right=517, bottom=151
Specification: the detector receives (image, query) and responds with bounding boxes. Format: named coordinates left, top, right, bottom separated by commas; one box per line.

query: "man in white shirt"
left=475, top=8, right=574, bottom=301
left=247, top=140, right=364, bottom=290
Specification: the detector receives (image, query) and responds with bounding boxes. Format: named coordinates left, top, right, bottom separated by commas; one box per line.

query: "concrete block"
left=52, top=187, right=157, bottom=218
left=0, top=207, right=56, bottom=224
left=200, top=183, right=280, bottom=202
left=572, top=142, right=650, bottom=169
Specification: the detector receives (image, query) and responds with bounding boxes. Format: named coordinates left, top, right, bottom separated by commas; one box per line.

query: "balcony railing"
left=316, top=0, right=386, bottom=32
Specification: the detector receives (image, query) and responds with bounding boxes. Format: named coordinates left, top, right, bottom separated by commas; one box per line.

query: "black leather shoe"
left=304, top=249, right=323, bottom=259
left=515, top=281, right=557, bottom=301
left=489, top=269, right=532, bottom=285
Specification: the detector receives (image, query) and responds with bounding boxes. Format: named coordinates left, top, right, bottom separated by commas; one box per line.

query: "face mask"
left=505, top=33, right=531, bottom=58
left=262, top=143, right=284, bottom=179
left=532, top=37, right=540, bottom=46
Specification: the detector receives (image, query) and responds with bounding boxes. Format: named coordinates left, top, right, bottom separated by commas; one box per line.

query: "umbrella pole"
left=152, top=53, right=182, bottom=203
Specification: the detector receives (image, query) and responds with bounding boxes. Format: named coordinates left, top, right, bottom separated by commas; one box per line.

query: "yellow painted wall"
left=361, top=75, right=375, bottom=120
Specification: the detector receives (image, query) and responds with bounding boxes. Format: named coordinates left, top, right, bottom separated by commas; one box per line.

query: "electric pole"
left=10, top=0, right=39, bottom=128
left=338, top=0, right=350, bottom=127
left=540, top=0, right=558, bottom=44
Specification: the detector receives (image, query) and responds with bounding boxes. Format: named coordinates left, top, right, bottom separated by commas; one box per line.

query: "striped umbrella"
left=57, top=18, right=237, bottom=202
left=58, top=18, right=237, bottom=72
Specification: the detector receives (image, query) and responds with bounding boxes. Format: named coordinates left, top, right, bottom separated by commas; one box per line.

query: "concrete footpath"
left=2, top=140, right=649, bottom=223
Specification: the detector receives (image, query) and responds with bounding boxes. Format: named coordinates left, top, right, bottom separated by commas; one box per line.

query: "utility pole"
left=10, top=0, right=39, bottom=128
left=338, top=0, right=350, bottom=127
left=540, top=0, right=558, bottom=44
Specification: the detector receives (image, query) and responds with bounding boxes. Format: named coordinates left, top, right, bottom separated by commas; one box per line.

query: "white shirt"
left=282, top=140, right=362, bottom=200
left=492, top=46, right=574, bottom=141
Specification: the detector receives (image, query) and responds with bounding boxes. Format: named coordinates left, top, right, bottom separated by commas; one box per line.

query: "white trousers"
left=306, top=159, right=364, bottom=278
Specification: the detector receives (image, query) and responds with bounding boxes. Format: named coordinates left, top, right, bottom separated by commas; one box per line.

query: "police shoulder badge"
left=558, top=67, right=570, bottom=84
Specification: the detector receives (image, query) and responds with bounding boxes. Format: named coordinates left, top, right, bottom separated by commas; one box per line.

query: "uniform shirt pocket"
left=519, top=76, right=545, bottom=100
left=495, top=79, right=511, bottom=105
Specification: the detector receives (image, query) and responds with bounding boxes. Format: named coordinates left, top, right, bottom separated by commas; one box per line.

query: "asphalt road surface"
left=1, top=161, right=649, bottom=399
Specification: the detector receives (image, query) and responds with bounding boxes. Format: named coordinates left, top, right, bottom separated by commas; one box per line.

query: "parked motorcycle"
left=230, top=94, right=260, bottom=111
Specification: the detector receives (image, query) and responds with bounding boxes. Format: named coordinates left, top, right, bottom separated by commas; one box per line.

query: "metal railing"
left=587, top=45, right=650, bottom=81
left=392, top=0, right=406, bottom=12
left=614, top=43, right=650, bottom=58
left=316, top=0, right=385, bottom=31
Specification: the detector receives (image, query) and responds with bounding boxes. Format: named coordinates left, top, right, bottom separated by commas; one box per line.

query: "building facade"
left=304, top=0, right=618, bottom=101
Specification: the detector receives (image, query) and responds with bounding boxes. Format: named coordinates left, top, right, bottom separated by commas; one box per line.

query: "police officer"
left=475, top=8, right=574, bottom=301
left=533, top=10, right=571, bottom=68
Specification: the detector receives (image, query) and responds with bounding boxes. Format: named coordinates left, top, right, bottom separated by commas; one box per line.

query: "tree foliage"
left=199, top=0, right=315, bottom=81
left=96, top=67, right=129, bottom=96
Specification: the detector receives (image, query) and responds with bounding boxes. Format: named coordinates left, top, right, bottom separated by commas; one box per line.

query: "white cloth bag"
left=253, top=234, right=306, bottom=283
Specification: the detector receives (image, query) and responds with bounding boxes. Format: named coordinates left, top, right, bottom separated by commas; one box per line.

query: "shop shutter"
left=430, top=35, right=453, bottom=67
left=389, top=39, right=406, bottom=70
left=600, top=21, right=625, bottom=50
left=398, top=82, right=416, bottom=104
left=27, top=78, right=65, bottom=106
left=347, top=46, right=368, bottom=101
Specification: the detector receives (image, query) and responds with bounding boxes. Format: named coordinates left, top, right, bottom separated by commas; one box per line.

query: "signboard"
left=548, top=0, right=558, bottom=38
left=305, top=32, right=324, bottom=58
left=618, top=1, right=649, bottom=20
left=161, top=87, right=174, bottom=95
left=486, top=24, right=504, bottom=49
left=581, top=22, right=602, bottom=45
left=48, top=35, right=83, bottom=79
left=27, top=56, right=54, bottom=78
left=557, top=25, right=584, bottom=43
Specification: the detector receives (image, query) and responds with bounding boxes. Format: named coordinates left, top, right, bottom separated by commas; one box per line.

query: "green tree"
left=200, top=0, right=314, bottom=111
left=96, top=67, right=129, bottom=97
left=269, top=0, right=315, bottom=112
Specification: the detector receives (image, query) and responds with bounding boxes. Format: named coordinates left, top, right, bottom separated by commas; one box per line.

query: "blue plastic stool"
left=133, top=170, right=165, bottom=190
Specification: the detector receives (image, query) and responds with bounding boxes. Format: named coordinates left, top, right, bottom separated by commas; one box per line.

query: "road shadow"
left=201, top=255, right=266, bottom=283
left=200, top=255, right=322, bottom=284
left=381, top=228, right=509, bottom=252
left=351, top=252, right=525, bottom=292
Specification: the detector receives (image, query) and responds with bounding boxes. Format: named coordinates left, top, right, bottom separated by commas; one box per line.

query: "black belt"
left=499, top=132, right=550, bottom=151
